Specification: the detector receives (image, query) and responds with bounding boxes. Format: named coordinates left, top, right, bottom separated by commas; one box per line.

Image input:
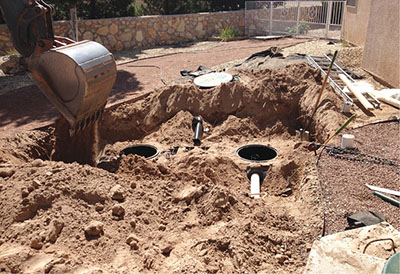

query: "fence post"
left=296, top=0, right=301, bottom=34
left=269, top=1, right=273, bottom=35
left=244, top=2, right=247, bottom=36
left=325, top=0, right=333, bottom=38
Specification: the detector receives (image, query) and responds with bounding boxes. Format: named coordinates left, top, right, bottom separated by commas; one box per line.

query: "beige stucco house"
left=343, top=0, right=399, bottom=88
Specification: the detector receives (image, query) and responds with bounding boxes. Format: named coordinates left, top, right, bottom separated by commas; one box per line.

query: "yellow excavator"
left=0, top=0, right=117, bottom=134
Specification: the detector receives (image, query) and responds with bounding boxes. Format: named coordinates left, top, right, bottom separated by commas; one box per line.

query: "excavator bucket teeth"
left=26, top=40, right=117, bottom=130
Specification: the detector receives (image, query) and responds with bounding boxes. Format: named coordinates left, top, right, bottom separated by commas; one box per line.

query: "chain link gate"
left=245, top=1, right=345, bottom=39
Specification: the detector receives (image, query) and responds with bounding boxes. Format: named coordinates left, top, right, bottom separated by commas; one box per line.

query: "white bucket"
left=341, top=134, right=355, bottom=148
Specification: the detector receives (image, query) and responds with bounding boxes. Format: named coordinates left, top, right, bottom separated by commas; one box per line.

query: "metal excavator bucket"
left=26, top=40, right=117, bottom=132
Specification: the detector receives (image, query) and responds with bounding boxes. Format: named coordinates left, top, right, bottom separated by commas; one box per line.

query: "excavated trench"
left=0, top=63, right=346, bottom=273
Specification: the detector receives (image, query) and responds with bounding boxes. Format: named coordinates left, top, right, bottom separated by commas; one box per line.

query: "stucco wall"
left=362, top=0, right=399, bottom=88
left=342, top=0, right=372, bottom=46
left=0, top=11, right=245, bottom=55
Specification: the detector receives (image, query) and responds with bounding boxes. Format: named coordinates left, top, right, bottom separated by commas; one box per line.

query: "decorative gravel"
left=317, top=121, right=400, bottom=235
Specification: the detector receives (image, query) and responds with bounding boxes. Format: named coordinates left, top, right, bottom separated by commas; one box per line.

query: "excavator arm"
left=0, top=0, right=117, bottom=132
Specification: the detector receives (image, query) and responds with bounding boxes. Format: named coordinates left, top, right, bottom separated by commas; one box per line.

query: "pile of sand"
left=0, top=63, right=345, bottom=273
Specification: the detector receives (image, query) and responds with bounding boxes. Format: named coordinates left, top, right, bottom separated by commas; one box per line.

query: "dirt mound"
left=0, top=63, right=345, bottom=273
left=101, top=63, right=342, bottom=144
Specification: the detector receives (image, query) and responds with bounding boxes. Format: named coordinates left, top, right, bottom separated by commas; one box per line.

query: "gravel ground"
left=282, top=39, right=343, bottom=56
left=113, top=41, right=224, bottom=64
left=317, top=121, right=400, bottom=235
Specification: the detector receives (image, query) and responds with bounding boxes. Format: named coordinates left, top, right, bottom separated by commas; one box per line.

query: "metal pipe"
left=192, top=116, right=203, bottom=146
left=373, top=192, right=400, bottom=207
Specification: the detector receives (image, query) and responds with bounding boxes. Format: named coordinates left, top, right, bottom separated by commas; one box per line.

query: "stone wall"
left=0, top=11, right=244, bottom=55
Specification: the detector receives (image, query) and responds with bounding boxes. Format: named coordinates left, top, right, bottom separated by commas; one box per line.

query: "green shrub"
left=285, top=21, right=310, bottom=34
left=220, top=26, right=242, bottom=38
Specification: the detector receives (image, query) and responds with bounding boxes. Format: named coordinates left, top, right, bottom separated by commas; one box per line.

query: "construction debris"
left=304, top=222, right=400, bottom=274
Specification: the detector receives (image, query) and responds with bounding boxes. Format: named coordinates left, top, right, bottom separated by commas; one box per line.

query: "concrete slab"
left=304, top=222, right=400, bottom=274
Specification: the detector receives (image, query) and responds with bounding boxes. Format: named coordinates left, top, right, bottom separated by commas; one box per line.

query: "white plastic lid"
left=193, top=72, right=233, bottom=88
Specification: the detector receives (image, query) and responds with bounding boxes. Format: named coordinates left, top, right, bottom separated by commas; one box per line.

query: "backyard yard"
left=0, top=34, right=399, bottom=273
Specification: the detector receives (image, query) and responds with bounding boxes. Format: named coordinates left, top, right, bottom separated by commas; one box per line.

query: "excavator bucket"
left=26, top=40, right=117, bottom=132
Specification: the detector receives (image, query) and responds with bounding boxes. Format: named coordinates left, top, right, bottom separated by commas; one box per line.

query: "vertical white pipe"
left=250, top=173, right=261, bottom=199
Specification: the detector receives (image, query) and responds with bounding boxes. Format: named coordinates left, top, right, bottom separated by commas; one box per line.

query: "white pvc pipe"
left=250, top=173, right=261, bottom=199
left=341, top=134, right=355, bottom=148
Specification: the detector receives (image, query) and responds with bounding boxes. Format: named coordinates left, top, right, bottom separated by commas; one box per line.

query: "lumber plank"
left=339, top=74, right=374, bottom=110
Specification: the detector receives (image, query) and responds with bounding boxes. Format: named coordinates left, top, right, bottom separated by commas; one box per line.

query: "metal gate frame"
left=245, top=1, right=345, bottom=39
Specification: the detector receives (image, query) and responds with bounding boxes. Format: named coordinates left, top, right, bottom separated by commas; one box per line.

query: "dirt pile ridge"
left=101, top=63, right=342, bottom=144
left=0, top=63, right=347, bottom=273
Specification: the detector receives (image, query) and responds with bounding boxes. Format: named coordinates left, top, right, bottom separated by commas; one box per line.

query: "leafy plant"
left=285, top=21, right=310, bottom=34
left=219, top=26, right=242, bottom=39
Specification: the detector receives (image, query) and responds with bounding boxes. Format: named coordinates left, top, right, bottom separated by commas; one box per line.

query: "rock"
left=32, top=179, right=41, bottom=188
left=112, top=204, right=125, bottom=219
left=110, top=184, right=125, bottom=201
left=31, top=159, right=46, bottom=167
left=275, top=254, right=287, bottom=264
left=96, top=26, right=109, bottom=36
left=0, top=168, right=15, bottom=178
left=21, top=187, right=30, bottom=198
left=107, top=35, right=117, bottom=47
left=84, top=221, right=104, bottom=236
left=83, top=31, right=94, bottom=41
left=198, top=249, right=208, bottom=257
left=31, top=237, right=43, bottom=249
left=177, top=20, right=185, bottom=32
left=120, top=32, right=132, bottom=42
left=126, top=233, right=139, bottom=250
left=109, top=24, right=118, bottom=35
left=136, top=30, right=144, bottom=42
left=115, top=41, right=124, bottom=52
left=47, top=220, right=64, bottom=243
left=0, top=55, right=26, bottom=75
left=130, top=220, right=137, bottom=229
left=173, top=186, right=202, bottom=203
left=160, top=243, right=173, bottom=255
left=213, top=192, right=231, bottom=209
left=95, top=203, right=104, bottom=212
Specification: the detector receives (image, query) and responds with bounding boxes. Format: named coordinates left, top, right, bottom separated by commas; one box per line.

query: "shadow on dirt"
left=108, top=70, right=143, bottom=104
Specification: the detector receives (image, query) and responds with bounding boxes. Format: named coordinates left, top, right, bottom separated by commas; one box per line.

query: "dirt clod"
left=47, top=220, right=64, bottom=243
left=0, top=168, right=15, bottom=178
left=84, top=221, right=104, bottom=237
left=31, top=159, right=46, bottom=167
left=126, top=233, right=139, bottom=250
left=30, top=237, right=43, bottom=249
left=112, top=204, right=125, bottom=219
left=110, top=184, right=125, bottom=201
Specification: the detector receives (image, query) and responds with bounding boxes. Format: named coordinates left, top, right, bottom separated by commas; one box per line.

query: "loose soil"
left=0, top=39, right=399, bottom=273
left=0, top=63, right=344, bottom=273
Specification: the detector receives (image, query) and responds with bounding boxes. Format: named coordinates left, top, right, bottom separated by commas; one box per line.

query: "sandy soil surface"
left=0, top=38, right=399, bottom=273
left=0, top=62, right=343, bottom=273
